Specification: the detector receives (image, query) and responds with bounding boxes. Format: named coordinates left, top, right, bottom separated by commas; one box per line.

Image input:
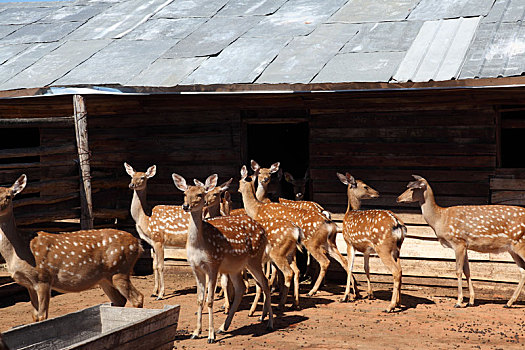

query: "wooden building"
left=2, top=0, right=525, bottom=284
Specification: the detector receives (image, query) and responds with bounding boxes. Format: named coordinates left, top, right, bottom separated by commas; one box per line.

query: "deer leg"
left=506, top=249, right=525, bottom=307
left=218, top=272, right=245, bottom=334
left=462, top=251, right=475, bottom=307
left=454, top=245, right=467, bottom=308
left=307, top=246, right=330, bottom=296
left=271, top=254, right=293, bottom=311
left=342, top=244, right=359, bottom=302
left=99, top=279, right=127, bottom=306
left=35, top=282, right=51, bottom=321
left=290, top=255, right=301, bottom=310
left=363, top=252, right=374, bottom=299
left=112, top=274, right=144, bottom=308
left=248, top=282, right=262, bottom=317
left=327, top=232, right=349, bottom=274
left=220, top=274, right=231, bottom=314
left=376, top=247, right=402, bottom=313
left=191, top=269, right=206, bottom=340
left=151, top=249, right=159, bottom=297
left=205, top=269, right=218, bottom=344
left=27, top=286, right=40, bottom=322
left=247, top=260, right=274, bottom=330
left=152, top=241, right=165, bottom=300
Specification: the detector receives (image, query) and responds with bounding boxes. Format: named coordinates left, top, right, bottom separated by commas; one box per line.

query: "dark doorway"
left=245, top=122, right=309, bottom=200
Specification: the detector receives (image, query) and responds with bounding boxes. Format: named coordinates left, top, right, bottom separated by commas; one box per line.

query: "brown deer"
left=125, top=162, right=196, bottom=300
left=238, top=165, right=348, bottom=296
left=0, top=175, right=144, bottom=322
left=172, top=173, right=273, bottom=343
left=398, top=175, right=525, bottom=308
left=250, top=160, right=280, bottom=203
left=281, top=170, right=331, bottom=219
left=206, top=178, right=302, bottom=312
left=337, top=172, right=405, bottom=312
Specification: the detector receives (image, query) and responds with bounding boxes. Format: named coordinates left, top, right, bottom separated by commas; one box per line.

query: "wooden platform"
left=163, top=211, right=520, bottom=284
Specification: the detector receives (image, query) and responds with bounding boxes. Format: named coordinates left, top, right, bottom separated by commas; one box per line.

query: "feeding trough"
left=2, top=304, right=180, bottom=350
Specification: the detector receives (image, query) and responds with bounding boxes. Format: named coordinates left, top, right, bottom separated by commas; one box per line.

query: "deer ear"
left=336, top=172, right=348, bottom=185
left=219, top=178, right=233, bottom=191
left=223, top=191, right=231, bottom=200
left=172, top=173, right=188, bottom=192
left=304, top=169, right=310, bottom=181
left=240, top=165, right=248, bottom=180
left=145, top=165, right=156, bottom=178
left=345, top=173, right=357, bottom=188
left=11, top=174, right=27, bottom=196
left=250, top=160, right=260, bottom=171
left=194, top=179, right=205, bottom=187
left=284, top=172, right=294, bottom=183
left=124, top=162, right=135, bottom=177
left=408, top=175, right=426, bottom=189
left=204, top=174, right=218, bottom=192
left=269, top=162, right=280, bottom=173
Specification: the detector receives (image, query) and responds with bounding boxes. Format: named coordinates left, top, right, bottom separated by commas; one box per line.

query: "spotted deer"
left=337, top=172, right=406, bottom=312
left=398, top=175, right=525, bottom=308
left=251, top=160, right=281, bottom=203
left=239, top=165, right=348, bottom=296
left=0, top=175, right=144, bottom=322
left=275, top=167, right=331, bottom=219
left=125, top=162, right=194, bottom=300
left=172, top=173, right=273, bottom=343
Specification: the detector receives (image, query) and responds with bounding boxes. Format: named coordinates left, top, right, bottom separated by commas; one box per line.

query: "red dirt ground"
left=2, top=262, right=525, bottom=349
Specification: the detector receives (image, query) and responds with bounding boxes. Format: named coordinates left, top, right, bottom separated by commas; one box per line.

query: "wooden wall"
left=3, top=88, right=525, bottom=284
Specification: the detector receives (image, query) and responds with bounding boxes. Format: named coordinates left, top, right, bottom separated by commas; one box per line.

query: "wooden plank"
left=0, top=145, right=76, bottom=160
left=73, top=95, right=94, bottom=230
left=0, top=117, right=73, bottom=128
left=490, top=178, right=525, bottom=190
left=491, top=191, right=525, bottom=204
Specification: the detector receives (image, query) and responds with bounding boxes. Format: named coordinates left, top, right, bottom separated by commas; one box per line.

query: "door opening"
left=245, top=122, right=309, bottom=201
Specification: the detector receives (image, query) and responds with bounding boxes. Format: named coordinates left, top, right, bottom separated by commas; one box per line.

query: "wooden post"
left=73, top=95, right=94, bottom=230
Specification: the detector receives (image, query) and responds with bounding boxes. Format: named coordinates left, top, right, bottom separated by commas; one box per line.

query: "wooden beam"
left=73, top=95, right=93, bottom=230
left=0, top=117, right=74, bottom=128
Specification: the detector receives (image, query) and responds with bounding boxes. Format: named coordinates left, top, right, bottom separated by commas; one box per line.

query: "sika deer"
left=239, top=166, right=348, bottom=296
left=337, top=172, right=405, bottom=312
left=398, top=175, right=525, bottom=308
left=0, top=175, right=144, bottom=322
left=251, top=160, right=280, bottom=203
left=172, top=173, right=273, bottom=343
left=280, top=169, right=331, bottom=219
left=125, top=162, right=196, bottom=299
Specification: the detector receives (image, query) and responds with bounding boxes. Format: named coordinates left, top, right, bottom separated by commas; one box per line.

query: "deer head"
left=337, top=172, right=379, bottom=200
left=173, top=173, right=217, bottom=212
left=284, top=170, right=309, bottom=200
left=204, top=178, right=232, bottom=208
left=0, top=174, right=27, bottom=212
left=124, top=162, right=156, bottom=190
left=251, top=160, right=280, bottom=186
left=397, top=175, right=428, bottom=203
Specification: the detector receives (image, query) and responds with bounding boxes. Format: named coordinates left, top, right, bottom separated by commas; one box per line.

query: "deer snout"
left=295, top=192, right=304, bottom=200
left=182, top=203, right=190, bottom=211
left=129, top=182, right=135, bottom=189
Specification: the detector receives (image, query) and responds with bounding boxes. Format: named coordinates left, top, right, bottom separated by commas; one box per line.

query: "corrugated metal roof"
left=0, top=0, right=524, bottom=93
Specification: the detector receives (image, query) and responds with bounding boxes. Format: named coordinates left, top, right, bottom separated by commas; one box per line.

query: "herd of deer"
left=2, top=160, right=525, bottom=344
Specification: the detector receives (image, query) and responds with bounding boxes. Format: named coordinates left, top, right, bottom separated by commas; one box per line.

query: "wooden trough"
left=1, top=304, right=180, bottom=350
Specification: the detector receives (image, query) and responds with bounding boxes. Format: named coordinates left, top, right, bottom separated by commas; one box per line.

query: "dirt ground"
left=2, top=262, right=525, bottom=350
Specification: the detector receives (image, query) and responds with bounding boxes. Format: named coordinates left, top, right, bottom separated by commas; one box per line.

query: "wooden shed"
left=2, top=0, right=525, bottom=284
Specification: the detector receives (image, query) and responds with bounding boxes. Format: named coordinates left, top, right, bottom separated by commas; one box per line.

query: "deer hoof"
left=190, top=334, right=199, bottom=340
left=207, top=338, right=216, bottom=344
left=466, top=302, right=475, bottom=307
left=504, top=304, right=512, bottom=309
left=453, top=303, right=462, bottom=308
